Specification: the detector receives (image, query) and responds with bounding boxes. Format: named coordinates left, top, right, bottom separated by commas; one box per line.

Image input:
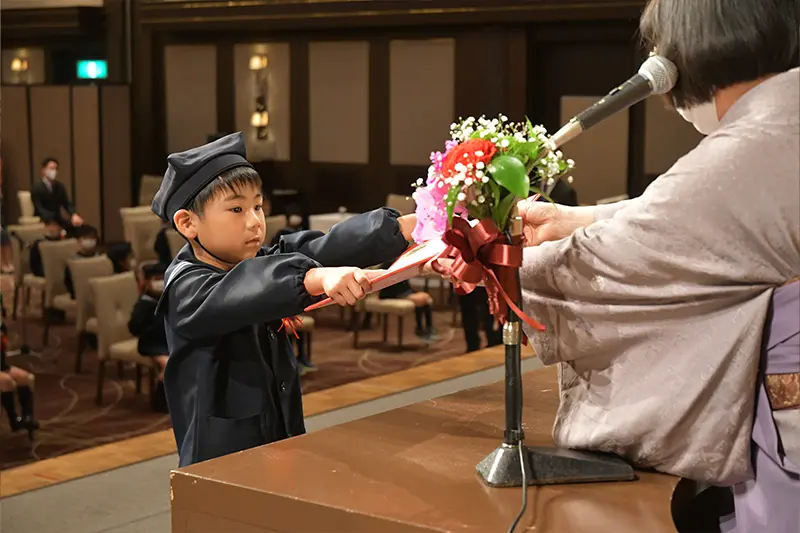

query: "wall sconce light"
left=10, top=57, right=28, bottom=73
left=249, top=54, right=268, bottom=71
left=250, top=53, right=270, bottom=141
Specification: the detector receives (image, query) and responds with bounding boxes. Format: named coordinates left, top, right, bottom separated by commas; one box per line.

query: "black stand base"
left=476, top=442, right=636, bottom=487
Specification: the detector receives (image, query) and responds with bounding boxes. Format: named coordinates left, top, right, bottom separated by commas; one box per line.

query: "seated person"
left=363, top=259, right=436, bottom=341
left=0, top=297, right=39, bottom=436
left=106, top=242, right=135, bottom=274
left=1, top=227, right=12, bottom=274
left=29, top=219, right=64, bottom=277
left=64, top=224, right=100, bottom=299
left=153, top=222, right=173, bottom=268
left=269, top=203, right=304, bottom=247
left=128, top=263, right=169, bottom=413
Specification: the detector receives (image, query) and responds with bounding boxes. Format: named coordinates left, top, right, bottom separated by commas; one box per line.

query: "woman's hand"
left=517, top=200, right=595, bottom=246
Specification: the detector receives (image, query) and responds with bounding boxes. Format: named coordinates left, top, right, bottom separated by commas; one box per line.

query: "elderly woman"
left=518, top=0, right=798, bottom=531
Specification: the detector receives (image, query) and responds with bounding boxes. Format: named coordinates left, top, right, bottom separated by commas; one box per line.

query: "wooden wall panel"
left=389, top=38, right=455, bottom=167
left=100, top=85, right=132, bottom=242
left=308, top=41, right=370, bottom=164
left=164, top=44, right=217, bottom=153
left=71, top=85, right=102, bottom=234
left=0, top=86, right=32, bottom=223
left=29, top=86, right=73, bottom=199
left=560, top=96, right=629, bottom=205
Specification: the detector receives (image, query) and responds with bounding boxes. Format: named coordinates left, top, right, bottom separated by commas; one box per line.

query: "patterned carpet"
left=0, top=281, right=467, bottom=471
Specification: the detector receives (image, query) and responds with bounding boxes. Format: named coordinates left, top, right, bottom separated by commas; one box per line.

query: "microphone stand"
left=475, top=214, right=635, bottom=488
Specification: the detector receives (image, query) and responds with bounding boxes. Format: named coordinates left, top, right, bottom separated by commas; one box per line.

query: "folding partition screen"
left=0, top=84, right=132, bottom=242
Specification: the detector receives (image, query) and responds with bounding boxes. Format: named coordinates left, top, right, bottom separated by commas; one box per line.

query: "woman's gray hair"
left=639, top=0, right=799, bottom=108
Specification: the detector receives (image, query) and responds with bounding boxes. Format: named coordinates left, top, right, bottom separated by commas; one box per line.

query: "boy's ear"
left=173, top=209, right=197, bottom=240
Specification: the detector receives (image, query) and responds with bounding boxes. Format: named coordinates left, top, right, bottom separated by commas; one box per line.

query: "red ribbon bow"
left=279, top=316, right=304, bottom=338
left=432, top=217, right=545, bottom=332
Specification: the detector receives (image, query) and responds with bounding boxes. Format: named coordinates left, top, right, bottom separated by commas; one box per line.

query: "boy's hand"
left=397, top=214, right=417, bottom=242
left=304, top=267, right=373, bottom=306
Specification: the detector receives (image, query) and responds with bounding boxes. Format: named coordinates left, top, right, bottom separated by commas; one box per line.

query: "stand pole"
left=476, top=216, right=635, bottom=487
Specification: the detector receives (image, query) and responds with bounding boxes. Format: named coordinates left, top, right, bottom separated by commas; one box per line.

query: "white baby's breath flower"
left=464, top=177, right=474, bottom=186
left=482, top=176, right=489, bottom=183
left=457, top=192, right=466, bottom=202
left=567, top=159, right=575, bottom=168
left=455, top=162, right=467, bottom=173
left=475, top=169, right=484, bottom=177
left=545, top=140, right=556, bottom=151
left=499, top=139, right=510, bottom=148
left=475, top=150, right=484, bottom=157
left=546, top=178, right=555, bottom=186
left=478, top=195, right=486, bottom=203
left=566, top=176, right=574, bottom=184
left=416, top=178, right=424, bottom=186
left=437, top=181, right=444, bottom=188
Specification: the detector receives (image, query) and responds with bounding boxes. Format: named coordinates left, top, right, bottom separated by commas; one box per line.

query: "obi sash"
left=722, top=280, right=800, bottom=533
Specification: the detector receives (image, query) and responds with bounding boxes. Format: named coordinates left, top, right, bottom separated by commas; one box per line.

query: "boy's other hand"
left=304, top=267, right=373, bottom=306
left=397, top=214, right=417, bottom=242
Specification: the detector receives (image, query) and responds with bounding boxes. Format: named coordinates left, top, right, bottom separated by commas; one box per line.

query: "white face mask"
left=150, top=280, right=165, bottom=293
left=80, top=239, right=97, bottom=250
left=44, top=169, right=57, bottom=180
left=676, top=99, right=720, bottom=135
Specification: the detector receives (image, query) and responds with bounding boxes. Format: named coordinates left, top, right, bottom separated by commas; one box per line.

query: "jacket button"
left=279, top=381, right=287, bottom=392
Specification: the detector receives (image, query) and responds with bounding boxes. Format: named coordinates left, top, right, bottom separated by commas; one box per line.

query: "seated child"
left=28, top=219, right=64, bottom=277
left=153, top=222, right=173, bottom=268
left=0, top=296, right=39, bottom=438
left=64, top=224, right=100, bottom=298
left=128, top=263, right=169, bottom=412
left=151, top=132, right=415, bottom=466
left=106, top=242, right=135, bottom=274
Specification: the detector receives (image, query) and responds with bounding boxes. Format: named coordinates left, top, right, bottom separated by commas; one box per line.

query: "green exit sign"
left=76, top=60, right=108, bottom=80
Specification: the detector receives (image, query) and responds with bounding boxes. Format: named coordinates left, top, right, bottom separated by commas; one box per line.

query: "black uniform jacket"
left=158, top=207, right=407, bottom=467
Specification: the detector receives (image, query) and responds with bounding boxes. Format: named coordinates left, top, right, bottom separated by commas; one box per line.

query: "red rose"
left=442, top=138, right=497, bottom=176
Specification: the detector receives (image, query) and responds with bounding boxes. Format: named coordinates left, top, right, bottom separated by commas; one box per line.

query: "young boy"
left=128, top=263, right=169, bottom=412
left=152, top=132, right=415, bottom=466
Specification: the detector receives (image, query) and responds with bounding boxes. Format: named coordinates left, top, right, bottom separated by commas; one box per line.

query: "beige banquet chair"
left=127, top=215, right=163, bottom=265
left=353, top=295, right=416, bottom=349
left=16, top=191, right=41, bottom=225
left=90, top=272, right=157, bottom=405
left=264, top=215, right=288, bottom=246
left=165, top=228, right=186, bottom=258
left=120, top=206, right=157, bottom=244
left=39, top=239, right=79, bottom=345
left=68, top=255, right=114, bottom=373
left=7, top=223, right=46, bottom=320
left=138, top=174, right=163, bottom=207
left=386, top=193, right=416, bottom=215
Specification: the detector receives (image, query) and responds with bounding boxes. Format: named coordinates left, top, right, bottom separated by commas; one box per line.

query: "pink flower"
left=412, top=185, right=447, bottom=243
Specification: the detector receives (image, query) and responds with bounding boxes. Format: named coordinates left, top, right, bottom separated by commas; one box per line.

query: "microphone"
left=550, top=55, right=678, bottom=149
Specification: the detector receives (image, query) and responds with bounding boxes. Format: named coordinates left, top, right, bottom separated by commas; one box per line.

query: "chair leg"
left=398, top=316, right=404, bottom=348
left=12, top=283, right=19, bottom=320
left=117, top=361, right=125, bottom=379
left=352, top=311, right=361, bottom=349
left=382, top=314, right=389, bottom=343
left=42, top=294, right=50, bottom=347
left=306, top=332, right=313, bottom=363
left=75, top=331, right=86, bottom=373
left=96, top=360, right=106, bottom=405
left=135, top=365, right=143, bottom=394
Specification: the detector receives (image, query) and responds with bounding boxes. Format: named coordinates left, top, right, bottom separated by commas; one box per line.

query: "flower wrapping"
left=412, top=115, right=575, bottom=330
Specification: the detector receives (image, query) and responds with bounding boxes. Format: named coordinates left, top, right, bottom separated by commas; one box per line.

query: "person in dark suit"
left=30, top=157, right=84, bottom=236
left=151, top=132, right=416, bottom=467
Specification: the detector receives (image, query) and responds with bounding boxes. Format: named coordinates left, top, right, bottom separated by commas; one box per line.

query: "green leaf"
left=488, top=155, right=530, bottom=199
left=530, top=185, right=554, bottom=204
left=486, top=178, right=501, bottom=210
left=445, top=183, right=462, bottom=226
left=494, top=192, right=518, bottom=230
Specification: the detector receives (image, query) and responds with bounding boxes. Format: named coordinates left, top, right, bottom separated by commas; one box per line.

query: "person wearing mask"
left=511, top=1, right=798, bottom=531
left=64, top=224, right=100, bottom=299
left=128, top=264, right=169, bottom=412
left=30, top=157, right=83, bottom=236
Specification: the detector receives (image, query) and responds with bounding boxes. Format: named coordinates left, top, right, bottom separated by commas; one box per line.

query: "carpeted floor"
left=0, top=283, right=468, bottom=471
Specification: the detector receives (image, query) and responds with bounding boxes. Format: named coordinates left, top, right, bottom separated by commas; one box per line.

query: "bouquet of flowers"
left=411, top=114, right=574, bottom=244
left=411, top=114, right=574, bottom=329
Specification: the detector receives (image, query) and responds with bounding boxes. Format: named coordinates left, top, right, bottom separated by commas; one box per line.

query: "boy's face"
left=174, top=183, right=265, bottom=266
left=44, top=222, right=62, bottom=240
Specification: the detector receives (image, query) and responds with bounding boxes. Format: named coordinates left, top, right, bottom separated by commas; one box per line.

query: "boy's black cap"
left=151, top=132, right=254, bottom=222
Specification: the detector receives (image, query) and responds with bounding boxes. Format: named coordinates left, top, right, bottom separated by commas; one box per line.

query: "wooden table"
left=170, top=365, right=684, bottom=533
